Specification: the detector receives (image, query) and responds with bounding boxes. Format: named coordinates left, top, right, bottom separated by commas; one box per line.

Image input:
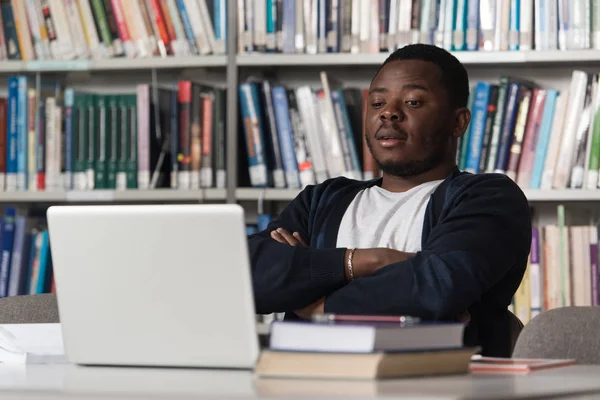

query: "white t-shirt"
left=336, top=180, right=444, bottom=252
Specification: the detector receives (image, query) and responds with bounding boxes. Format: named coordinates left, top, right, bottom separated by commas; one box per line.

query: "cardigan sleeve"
left=248, top=185, right=347, bottom=314
left=323, top=175, right=532, bottom=320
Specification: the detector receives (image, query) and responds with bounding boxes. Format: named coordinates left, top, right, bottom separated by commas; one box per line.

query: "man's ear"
left=452, top=107, right=471, bottom=139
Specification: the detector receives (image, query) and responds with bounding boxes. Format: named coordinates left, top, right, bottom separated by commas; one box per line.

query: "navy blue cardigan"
left=248, top=167, right=532, bottom=357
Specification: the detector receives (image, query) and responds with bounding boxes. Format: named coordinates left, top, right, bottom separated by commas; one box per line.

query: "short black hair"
left=375, top=44, right=470, bottom=109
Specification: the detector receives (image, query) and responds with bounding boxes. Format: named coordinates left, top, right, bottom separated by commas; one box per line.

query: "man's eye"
left=406, top=100, right=421, bottom=107
left=372, top=102, right=384, bottom=108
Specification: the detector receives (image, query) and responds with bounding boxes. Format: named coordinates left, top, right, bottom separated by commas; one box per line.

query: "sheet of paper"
left=0, top=323, right=65, bottom=363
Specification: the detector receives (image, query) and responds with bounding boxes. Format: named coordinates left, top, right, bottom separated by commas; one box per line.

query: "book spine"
left=214, top=0, right=226, bottom=53
left=190, top=84, right=201, bottom=189
left=0, top=99, right=6, bottom=191
left=176, top=0, right=199, bottom=54
left=0, top=3, right=8, bottom=60
left=466, top=0, right=480, bottom=50
left=177, top=80, right=192, bottom=189
left=213, top=88, right=226, bottom=188
left=286, top=89, right=315, bottom=186
left=16, top=76, right=27, bottom=191
left=282, top=0, right=296, bottom=53
left=147, top=0, right=172, bottom=56
left=12, top=0, right=34, bottom=60
left=465, top=82, right=491, bottom=173
left=239, top=83, right=268, bottom=187
left=27, top=88, right=37, bottom=191
left=116, top=95, right=128, bottom=189
left=478, top=85, right=499, bottom=173
left=0, top=208, right=16, bottom=298
left=272, top=86, right=301, bottom=188
left=36, top=94, right=47, bottom=191
left=590, top=227, right=599, bottom=306
left=106, top=95, right=118, bottom=189
left=6, top=76, right=18, bottom=191
left=505, top=87, right=533, bottom=179
left=110, top=0, right=135, bottom=56
left=63, top=89, right=74, bottom=190
left=25, top=0, right=47, bottom=60
left=261, top=80, right=286, bottom=188
left=90, top=0, right=115, bottom=55
left=77, top=0, right=104, bottom=59
left=2, top=2, right=21, bottom=60
left=516, top=89, right=547, bottom=188
left=494, top=82, right=520, bottom=173
left=65, top=0, right=88, bottom=58
left=126, top=94, right=138, bottom=189
left=169, top=88, right=179, bottom=188
left=200, top=90, right=213, bottom=188
left=73, top=94, right=86, bottom=190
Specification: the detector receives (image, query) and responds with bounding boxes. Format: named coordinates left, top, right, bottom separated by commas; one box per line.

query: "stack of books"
left=255, top=315, right=477, bottom=379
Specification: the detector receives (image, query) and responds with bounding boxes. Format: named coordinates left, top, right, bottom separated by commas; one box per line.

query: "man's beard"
left=365, top=134, right=447, bottom=177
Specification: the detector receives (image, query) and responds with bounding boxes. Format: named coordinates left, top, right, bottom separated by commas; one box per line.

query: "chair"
left=0, top=294, right=59, bottom=324
left=512, top=306, right=600, bottom=364
left=508, top=310, right=524, bottom=353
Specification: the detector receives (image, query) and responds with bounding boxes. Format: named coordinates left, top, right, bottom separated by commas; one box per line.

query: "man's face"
left=365, top=59, right=462, bottom=177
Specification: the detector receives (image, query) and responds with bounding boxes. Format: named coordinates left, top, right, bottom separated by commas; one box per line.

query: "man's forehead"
left=371, top=59, right=443, bottom=87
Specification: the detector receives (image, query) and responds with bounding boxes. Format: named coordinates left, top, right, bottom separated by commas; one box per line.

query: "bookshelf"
left=0, top=0, right=600, bottom=321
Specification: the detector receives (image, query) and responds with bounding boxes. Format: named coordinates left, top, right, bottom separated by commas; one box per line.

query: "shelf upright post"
left=226, top=0, right=238, bottom=204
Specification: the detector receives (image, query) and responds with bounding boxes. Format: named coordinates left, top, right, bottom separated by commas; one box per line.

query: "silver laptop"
left=46, top=204, right=259, bottom=369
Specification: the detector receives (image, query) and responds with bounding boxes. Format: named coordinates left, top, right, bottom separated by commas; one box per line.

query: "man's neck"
left=380, top=163, right=456, bottom=193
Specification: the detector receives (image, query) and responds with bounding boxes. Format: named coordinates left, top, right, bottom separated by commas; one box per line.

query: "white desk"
left=0, top=364, right=599, bottom=400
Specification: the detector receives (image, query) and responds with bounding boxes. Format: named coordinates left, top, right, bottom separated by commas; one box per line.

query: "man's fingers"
left=276, top=228, right=298, bottom=245
left=293, top=232, right=308, bottom=246
left=270, top=230, right=288, bottom=244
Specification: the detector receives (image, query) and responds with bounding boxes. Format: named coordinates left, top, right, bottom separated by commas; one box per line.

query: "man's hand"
left=294, top=297, right=324, bottom=319
left=345, top=248, right=415, bottom=280
left=270, top=228, right=308, bottom=246
left=270, top=229, right=414, bottom=281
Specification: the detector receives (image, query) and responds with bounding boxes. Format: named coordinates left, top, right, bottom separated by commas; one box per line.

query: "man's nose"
left=380, top=102, right=403, bottom=122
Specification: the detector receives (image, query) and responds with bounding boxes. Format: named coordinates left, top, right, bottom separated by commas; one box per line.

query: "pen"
left=311, top=313, right=420, bottom=324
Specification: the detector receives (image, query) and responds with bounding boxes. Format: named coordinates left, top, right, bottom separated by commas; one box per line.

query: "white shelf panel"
left=0, top=189, right=227, bottom=203
left=0, top=56, right=227, bottom=74
left=237, top=50, right=600, bottom=67
left=522, top=189, right=600, bottom=202
left=90, top=56, right=227, bottom=70
left=236, top=188, right=301, bottom=201
left=238, top=188, right=600, bottom=202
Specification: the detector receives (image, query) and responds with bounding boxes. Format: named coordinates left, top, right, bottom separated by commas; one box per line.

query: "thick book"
left=269, top=320, right=466, bottom=353
left=255, top=347, right=478, bottom=380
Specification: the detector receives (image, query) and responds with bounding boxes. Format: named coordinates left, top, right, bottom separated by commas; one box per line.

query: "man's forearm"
left=250, top=236, right=347, bottom=314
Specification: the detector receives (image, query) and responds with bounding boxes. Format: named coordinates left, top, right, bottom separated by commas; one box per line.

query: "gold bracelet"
left=347, top=248, right=356, bottom=281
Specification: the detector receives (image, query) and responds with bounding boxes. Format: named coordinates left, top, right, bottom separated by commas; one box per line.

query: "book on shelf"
left=237, top=0, right=600, bottom=55
left=505, top=203, right=600, bottom=325
left=0, top=207, right=54, bottom=298
left=0, top=75, right=227, bottom=192
left=237, top=69, right=600, bottom=193
left=238, top=73, right=379, bottom=189
left=0, top=0, right=226, bottom=61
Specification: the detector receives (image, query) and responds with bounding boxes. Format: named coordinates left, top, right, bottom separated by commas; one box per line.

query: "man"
left=248, top=44, right=531, bottom=357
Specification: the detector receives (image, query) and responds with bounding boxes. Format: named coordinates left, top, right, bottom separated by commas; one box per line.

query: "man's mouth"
left=375, top=129, right=408, bottom=148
